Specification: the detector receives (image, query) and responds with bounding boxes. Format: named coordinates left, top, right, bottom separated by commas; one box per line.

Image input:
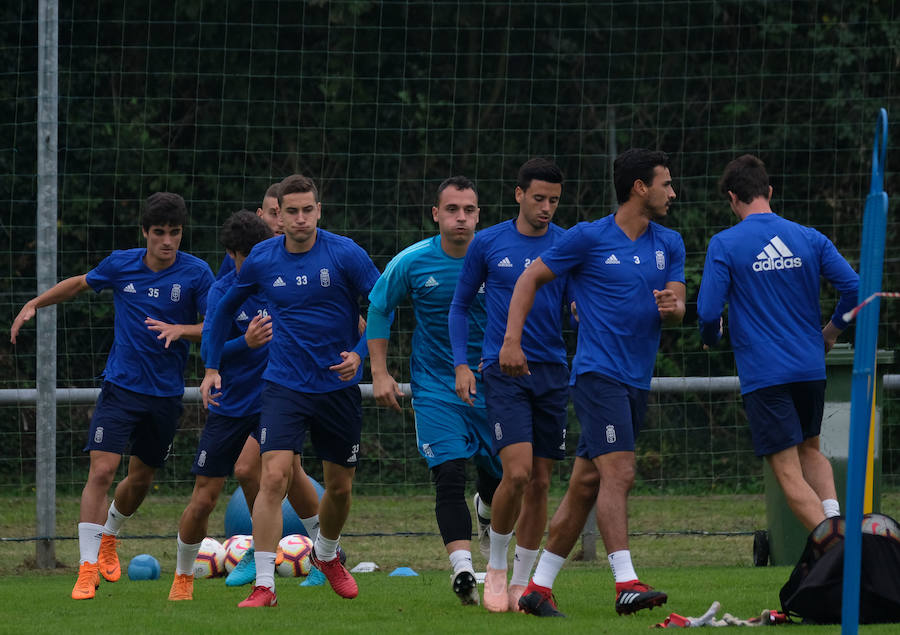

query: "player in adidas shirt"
left=200, top=174, right=380, bottom=607
left=367, top=176, right=502, bottom=606
left=449, top=158, right=571, bottom=613
left=501, top=149, right=685, bottom=617
left=11, top=192, right=214, bottom=601
left=697, top=154, right=858, bottom=531
left=214, top=185, right=329, bottom=590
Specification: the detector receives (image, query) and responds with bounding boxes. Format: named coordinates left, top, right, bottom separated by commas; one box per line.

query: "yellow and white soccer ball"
left=223, top=534, right=253, bottom=573
left=193, top=537, right=226, bottom=578
left=276, top=534, right=313, bottom=577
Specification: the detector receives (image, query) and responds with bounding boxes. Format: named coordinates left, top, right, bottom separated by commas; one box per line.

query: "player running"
left=366, top=176, right=502, bottom=606
left=11, top=193, right=214, bottom=600
left=214, top=186, right=333, bottom=589
left=449, top=158, right=571, bottom=613
left=200, top=174, right=380, bottom=607
left=503, top=149, right=684, bottom=617
left=697, top=154, right=858, bottom=531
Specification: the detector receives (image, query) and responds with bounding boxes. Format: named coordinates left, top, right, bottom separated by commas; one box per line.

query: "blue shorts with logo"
left=411, top=396, right=502, bottom=477
left=742, top=380, right=826, bottom=457
left=482, top=362, right=568, bottom=460
left=572, top=372, right=648, bottom=459
left=191, top=412, right=261, bottom=477
left=84, top=381, right=183, bottom=468
left=259, top=381, right=362, bottom=468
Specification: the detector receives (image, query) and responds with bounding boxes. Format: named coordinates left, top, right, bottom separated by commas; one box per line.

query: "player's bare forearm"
left=368, top=338, right=403, bottom=411
left=11, top=274, right=90, bottom=344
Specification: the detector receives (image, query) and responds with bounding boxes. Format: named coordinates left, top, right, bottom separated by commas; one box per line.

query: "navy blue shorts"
left=411, top=397, right=501, bottom=477
left=742, top=380, right=826, bottom=457
left=84, top=381, right=183, bottom=468
left=191, top=412, right=261, bottom=478
left=259, top=381, right=362, bottom=467
left=572, top=372, right=648, bottom=458
left=482, top=362, right=568, bottom=460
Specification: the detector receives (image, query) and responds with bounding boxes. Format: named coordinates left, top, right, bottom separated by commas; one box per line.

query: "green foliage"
left=2, top=0, right=898, bottom=491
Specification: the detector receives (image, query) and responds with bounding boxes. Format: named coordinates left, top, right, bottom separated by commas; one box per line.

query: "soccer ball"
left=193, top=537, right=226, bottom=578
left=862, top=513, right=900, bottom=544
left=223, top=534, right=253, bottom=573
left=809, top=516, right=844, bottom=558
left=276, top=534, right=313, bottom=577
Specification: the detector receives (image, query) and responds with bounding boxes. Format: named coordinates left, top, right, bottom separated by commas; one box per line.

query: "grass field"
left=2, top=492, right=898, bottom=633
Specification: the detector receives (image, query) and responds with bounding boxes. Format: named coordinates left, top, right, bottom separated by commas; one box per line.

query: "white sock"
left=608, top=549, right=638, bottom=583
left=301, top=515, right=320, bottom=543
left=532, top=549, right=566, bottom=589
left=823, top=498, right=840, bottom=518
left=449, top=549, right=474, bottom=574
left=254, top=551, right=277, bottom=591
left=102, top=500, right=131, bottom=537
left=176, top=534, right=202, bottom=576
left=509, top=545, right=539, bottom=587
left=78, top=522, right=104, bottom=564
left=476, top=496, right=491, bottom=520
left=488, top=527, right=513, bottom=571
left=314, top=534, right=339, bottom=562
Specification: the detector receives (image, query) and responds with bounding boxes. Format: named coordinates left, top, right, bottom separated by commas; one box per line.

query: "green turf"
left=3, top=493, right=898, bottom=631
left=2, top=566, right=899, bottom=633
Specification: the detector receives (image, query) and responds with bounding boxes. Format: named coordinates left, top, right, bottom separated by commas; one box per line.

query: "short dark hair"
left=719, top=154, right=770, bottom=204
left=613, top=148, right=670, bottom=204
left=517, top=158, right=563, bottom=192
left=263, top=182, right=280, bottom=202
left=435, top=175, right=477, bottom=207
left=141, top=192, right=187, bottom=231
left=220, top=209, right=273, bottom=257
left=278, top=174, right=319, bottom=205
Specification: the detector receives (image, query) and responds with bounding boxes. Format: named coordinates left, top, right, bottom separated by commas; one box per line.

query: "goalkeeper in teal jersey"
left=367, top=176, right=501, bottom=607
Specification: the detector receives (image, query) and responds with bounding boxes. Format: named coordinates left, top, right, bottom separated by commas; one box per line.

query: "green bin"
left=762, top=343, right=894, bottom=566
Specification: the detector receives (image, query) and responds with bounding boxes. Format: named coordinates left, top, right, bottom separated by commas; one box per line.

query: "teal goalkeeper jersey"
left=367, top=235, right=487, bottom=407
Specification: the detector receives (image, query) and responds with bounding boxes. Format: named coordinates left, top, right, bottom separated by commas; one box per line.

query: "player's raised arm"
left=499, top=257, right=556, bottom=377
left=10, top=274, right=90, bottom=344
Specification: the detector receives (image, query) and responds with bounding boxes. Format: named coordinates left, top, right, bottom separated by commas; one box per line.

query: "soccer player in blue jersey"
left=367, top=176, right=502, bottom=606
left=448, top=158, right=571, bottom=613
left=10, top=192, right=214, bottom=601
left=167, top=210, right=278, bottom=600
left=216, top=186, right=330, bottom=590
left=217, top=183, right=282, bottom=279
left=199, top=174, right=380, bottom=607
left=697, top=154, right=858, bottom=531
left=502, top=149, right=684, bottom=617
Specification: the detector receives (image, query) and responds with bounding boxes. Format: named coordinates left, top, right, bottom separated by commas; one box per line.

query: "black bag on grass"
left=779, top=514, right=900, bottom=624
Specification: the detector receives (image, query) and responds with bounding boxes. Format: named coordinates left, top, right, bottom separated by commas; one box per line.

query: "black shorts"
left=742, top=380, right=826, bottom=456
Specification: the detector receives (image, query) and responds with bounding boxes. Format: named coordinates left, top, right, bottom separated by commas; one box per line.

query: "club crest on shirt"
left=655, top=250, right=666, bottom=270
left=170, top=283, right=181, bottom=302
left=320, top=268, right=331, bottom=287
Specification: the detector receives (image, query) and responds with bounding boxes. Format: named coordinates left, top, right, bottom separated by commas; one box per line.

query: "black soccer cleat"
left=518, top=590, right=566, bottom=617
left=615, top=581, right=667, bottom=615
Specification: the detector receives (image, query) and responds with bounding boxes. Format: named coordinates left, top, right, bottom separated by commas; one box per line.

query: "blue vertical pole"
left=841, top=109, right=888, bottom=634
